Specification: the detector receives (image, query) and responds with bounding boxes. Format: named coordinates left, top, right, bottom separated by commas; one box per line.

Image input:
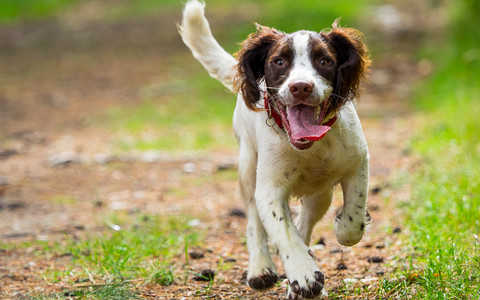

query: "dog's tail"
left=178, top=0, right=237, bottom=92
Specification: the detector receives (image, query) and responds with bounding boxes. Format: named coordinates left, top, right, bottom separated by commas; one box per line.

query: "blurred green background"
left=0, top=0, right=479, bottom=298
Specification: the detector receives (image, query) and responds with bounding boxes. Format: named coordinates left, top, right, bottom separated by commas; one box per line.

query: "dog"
left=179, top=1, right=370, bottom=298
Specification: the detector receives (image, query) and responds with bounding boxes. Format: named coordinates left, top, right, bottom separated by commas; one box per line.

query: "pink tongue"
left=286, top=105, right=331, bottom=142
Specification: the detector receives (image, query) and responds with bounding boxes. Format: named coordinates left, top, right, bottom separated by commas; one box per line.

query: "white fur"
left=235, top=98, right=369, bottom=299
left=180, top=2, right=369, bottom=298
left=278, top=31, right=333, bottom=106
left=178, top=0, right=237, bottom=91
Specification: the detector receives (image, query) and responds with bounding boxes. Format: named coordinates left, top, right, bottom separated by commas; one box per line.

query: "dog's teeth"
left=314, top=106, right=321, bottom=120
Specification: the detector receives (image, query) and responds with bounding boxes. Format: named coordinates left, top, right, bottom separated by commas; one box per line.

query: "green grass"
left=29, top=213, right=200, bottom=299
left=31, top=282, right=139, bottom=300
left=67, top=214, right=199, bottom=280
left=0, top=0, right=372, bottom=29
left=379, top=1, right=480, bottom=298
left=105, top=72, right=237, bottom=152
left=0, top=0, right=76, bottom=23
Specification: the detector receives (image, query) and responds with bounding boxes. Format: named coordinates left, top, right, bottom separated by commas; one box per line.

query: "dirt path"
left=0, top=2, right=432, bottom=299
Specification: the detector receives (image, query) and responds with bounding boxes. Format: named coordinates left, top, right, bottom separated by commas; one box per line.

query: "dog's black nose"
left=289, top=81, right=314, bottom=100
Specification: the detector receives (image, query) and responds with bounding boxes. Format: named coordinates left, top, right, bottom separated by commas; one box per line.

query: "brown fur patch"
left=309, top=36, right=337, bottom=84
left=322, top=21, right=371, bottom=113
left=234, top=24, right=284, bottom=111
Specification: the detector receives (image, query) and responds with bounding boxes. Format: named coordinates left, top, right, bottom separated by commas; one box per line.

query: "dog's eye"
left=273, top=57, right=286, bottom=67
left=318, top=57, right=333, bottom=66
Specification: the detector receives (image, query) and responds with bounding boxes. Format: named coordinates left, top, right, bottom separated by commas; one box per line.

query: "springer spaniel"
left=179, top=1, right=370, bottom=298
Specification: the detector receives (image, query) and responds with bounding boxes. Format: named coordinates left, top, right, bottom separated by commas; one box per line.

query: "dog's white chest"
left=268, top=133, right=354, bottom=196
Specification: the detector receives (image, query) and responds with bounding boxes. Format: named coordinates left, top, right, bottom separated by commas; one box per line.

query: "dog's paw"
left=286, top=271, right=324, bottom=299
left=247, top=268, right=278, bottom=290
left=334, top=210, right=365, bottom=246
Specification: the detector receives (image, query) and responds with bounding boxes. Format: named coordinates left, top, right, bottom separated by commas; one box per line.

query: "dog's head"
left=234, top=21, right=370, bottom=150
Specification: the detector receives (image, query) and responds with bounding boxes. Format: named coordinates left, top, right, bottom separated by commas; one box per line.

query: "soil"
left=0, top=1, right=436, bottom=299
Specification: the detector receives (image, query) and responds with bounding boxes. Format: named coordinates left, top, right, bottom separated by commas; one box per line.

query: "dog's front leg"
left=238, top=144, right=278, bottom=290
left=255, top=180, right=324, bottom=299
left=335, top=158, right=369, bottom=246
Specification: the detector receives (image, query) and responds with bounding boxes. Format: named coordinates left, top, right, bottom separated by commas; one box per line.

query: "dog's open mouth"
left=277, top=103, right=332, bottom=150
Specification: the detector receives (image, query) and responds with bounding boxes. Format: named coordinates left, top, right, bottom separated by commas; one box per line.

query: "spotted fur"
left=180, top=1, right=370, bottom=299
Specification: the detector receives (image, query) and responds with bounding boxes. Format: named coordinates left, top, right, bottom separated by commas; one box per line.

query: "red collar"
left=263, top=93, right=337, bottom=136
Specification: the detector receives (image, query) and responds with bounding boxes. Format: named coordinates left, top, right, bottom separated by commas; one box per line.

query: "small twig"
left=72, top=279, right=140, bottom=288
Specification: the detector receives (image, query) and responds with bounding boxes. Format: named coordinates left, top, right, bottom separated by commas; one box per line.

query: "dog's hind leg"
left=238, top=144, right=278, bottom=290
left=295, top=189, right=333, bottom=245
left=335, top=158, right=369, bottom=246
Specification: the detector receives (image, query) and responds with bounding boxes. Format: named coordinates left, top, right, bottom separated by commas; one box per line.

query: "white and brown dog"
left=179, top=1, right=370, bottom=299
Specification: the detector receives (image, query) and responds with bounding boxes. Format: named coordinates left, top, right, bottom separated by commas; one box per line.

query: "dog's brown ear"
left=235, top=24, right=283, bottom=111
left=323, top=20, right=370, bottom=107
